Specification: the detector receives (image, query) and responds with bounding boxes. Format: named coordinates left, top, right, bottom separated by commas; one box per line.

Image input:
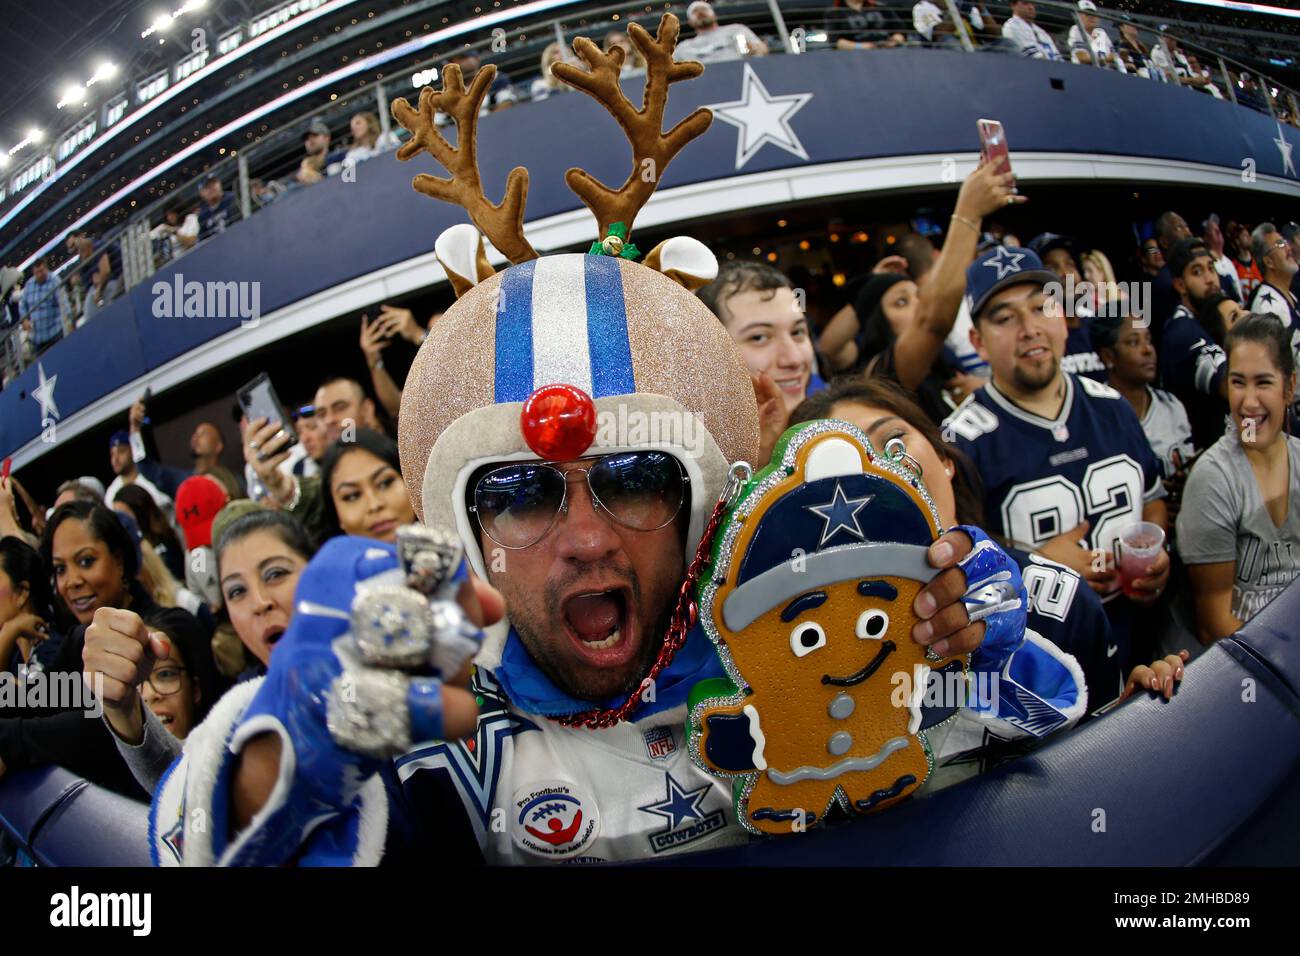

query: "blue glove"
left=953, top=525, right=1027, bottom=673
left=220, top=536, right=478, bottom=866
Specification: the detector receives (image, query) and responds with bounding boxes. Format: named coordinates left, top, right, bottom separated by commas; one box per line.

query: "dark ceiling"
left=0, top=0, right=253, bottom=149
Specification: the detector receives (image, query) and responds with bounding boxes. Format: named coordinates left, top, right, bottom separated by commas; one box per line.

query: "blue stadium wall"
left=4, top=48, right=1298, bottom=463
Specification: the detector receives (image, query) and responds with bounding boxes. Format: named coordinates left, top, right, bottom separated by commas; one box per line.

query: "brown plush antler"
left=391, top=64, right=538, bottom=264
left=551, top=14, right=713, bottom=242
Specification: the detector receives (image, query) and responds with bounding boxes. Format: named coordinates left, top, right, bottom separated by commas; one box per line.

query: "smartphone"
left=237, top=372, right=299, bottom=448
left=977, top=118, right=1015, bottom=190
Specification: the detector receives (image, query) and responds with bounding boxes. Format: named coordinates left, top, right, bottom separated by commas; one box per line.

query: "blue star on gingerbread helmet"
left=965, top=245, right=1058, bottom=320
left=707, top=420, right=944, bottom=635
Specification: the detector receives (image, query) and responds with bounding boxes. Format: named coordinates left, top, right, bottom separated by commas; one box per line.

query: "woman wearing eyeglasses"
left=135, top=610, right=221, bottom=740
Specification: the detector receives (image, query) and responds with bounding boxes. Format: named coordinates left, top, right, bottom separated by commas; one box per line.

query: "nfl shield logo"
left=1052, top=424, right=1070, bottom=443
left=644, top=726, right=676, bottom=761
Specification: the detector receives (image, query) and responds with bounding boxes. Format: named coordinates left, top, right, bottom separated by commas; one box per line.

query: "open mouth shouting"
left=561, top=586, right=641, bottom=669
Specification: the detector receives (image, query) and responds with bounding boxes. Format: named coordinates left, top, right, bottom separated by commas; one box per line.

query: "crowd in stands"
left=2, top=0, right=1295, bottom=388
left=0, top=140, right=1296, bottom=830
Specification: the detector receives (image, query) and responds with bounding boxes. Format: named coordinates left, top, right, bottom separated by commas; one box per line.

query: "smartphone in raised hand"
left=237, top=372, right=299, bottom=448
left=977, top=118, right=1015, bottom=190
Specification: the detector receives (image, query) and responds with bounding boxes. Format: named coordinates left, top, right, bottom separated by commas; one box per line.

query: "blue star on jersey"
left=638, top=772, right=711, bottom=831
left=983, top=246, right=1026, bottom=280
left=805, top=481, right=873, bottom=546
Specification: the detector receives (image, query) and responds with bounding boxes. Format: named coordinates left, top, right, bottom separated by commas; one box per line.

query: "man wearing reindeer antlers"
left=142, top=15, right=1066, bottom=865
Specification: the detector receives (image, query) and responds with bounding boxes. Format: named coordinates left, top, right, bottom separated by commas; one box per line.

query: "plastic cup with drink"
left=1113, top=521, right=1166, bottom=599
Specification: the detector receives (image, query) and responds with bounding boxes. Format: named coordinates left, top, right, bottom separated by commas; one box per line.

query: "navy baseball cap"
left=1166, top=237, right=1212, bottom=280
left=109, top=430, right=130, bottom=449
left=965, top=246, right=1058, bottom=320
left=1028, top=232, right=1075, bottom=260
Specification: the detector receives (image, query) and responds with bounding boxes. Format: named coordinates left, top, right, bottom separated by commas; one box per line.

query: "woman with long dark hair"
left=0, top=502, right=206, bottom=797
left=86, top=503, right=317, bottom=793
left=113, top=483, right=185, bottom=581
left=0, top=537, right=60, bottom=680
left=1179, top=315, right=1300, bottom=644
left=320, top=428, right=417, bottom=544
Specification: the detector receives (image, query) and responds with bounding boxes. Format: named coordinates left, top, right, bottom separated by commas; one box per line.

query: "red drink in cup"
left=1114, top=522, right=1166, bottom=599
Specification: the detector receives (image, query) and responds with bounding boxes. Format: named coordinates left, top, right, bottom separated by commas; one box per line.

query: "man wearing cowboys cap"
left=148, top=16, right=1084, bottom=866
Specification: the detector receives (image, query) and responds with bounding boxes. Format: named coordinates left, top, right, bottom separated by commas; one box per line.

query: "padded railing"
left=2, top=576, right=1296, bottom=866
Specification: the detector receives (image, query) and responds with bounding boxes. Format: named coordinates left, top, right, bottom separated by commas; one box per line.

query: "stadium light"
left=142, top=0, right=207, bottom=38
left=27, top=129, right=44, bottom=144
left=57, top=84, right=88, bottom=110
left=56, top=62, right=118, bottom=108
left=0, top=154, right=9, bottom=168
left=88, top=62, right=119, bottom=86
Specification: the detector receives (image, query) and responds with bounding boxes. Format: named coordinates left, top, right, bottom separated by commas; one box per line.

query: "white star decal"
left=704, top=63, right=812, bottom=169
left=983, top=246, right=1026, bottom=280
left=32, top=362, right=59, bottom=421
left=1276, top=124, right=1296, bottom=177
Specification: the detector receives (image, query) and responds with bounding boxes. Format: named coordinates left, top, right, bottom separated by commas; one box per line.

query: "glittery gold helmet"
left=393, top=14, right=760, bottom=580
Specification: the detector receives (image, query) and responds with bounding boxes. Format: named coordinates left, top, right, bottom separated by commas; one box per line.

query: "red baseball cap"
left=175, top=474, right=230, bottom=550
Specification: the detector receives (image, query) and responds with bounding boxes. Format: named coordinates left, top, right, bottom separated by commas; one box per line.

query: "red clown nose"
left=520, top=384, right=598, bottom=461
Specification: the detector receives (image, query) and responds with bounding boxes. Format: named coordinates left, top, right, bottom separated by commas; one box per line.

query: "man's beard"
left=1187, top=289, right=1219, bottom=315
left=1011, top=350, right=1059, bottom=392
left=503, top=560, right=674, bottom=703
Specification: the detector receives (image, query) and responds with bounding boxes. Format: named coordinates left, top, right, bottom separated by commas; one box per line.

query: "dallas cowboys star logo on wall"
left=806, top=481, right=872, bottom=546
left=638, top=772, right=710, bottom=831
left=32, top=362, right=59, bottom=421
left=982, top=246, right=1025, bottom=280
left=704, top=63, right=813, bottom=169
left=1276, top=124, right=1296, bottom=178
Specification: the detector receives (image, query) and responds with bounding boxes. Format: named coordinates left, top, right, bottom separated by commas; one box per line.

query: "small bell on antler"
left=590, top=221, right=640, bottom=260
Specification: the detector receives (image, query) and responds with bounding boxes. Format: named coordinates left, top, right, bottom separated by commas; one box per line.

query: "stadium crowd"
left=0, top=3, right=1297, bottom=867
left=0, top=147, right=1295, bottom=829
left=4, top=0, right=1297, bottom=380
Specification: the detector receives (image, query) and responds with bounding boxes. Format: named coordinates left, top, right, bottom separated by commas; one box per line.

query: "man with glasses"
left=1137, top=238, right=1165, bottom=279
left=151, top=244, right=1051, bottom=866
left=1248, top=222, right=1300, bottom=343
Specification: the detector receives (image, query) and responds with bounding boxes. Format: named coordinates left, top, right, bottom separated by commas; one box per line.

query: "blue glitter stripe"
left=584, top=256, right=635, bottom=398
left=494, top=260, right=536, bottom=403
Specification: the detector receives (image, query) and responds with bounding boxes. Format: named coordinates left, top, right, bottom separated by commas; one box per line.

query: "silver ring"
left=351, top=586, right=439, bottom=669
left=248, top=440, right=260, bottom=451
left=325, top=668, right=411, bottom=758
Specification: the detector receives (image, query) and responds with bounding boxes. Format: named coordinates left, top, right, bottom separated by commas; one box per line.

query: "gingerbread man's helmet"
left=394, top=15, right=759, bottom=581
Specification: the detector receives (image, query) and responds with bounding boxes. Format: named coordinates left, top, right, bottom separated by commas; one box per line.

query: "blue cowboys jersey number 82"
left=943, top=375, right=1165, bottom=557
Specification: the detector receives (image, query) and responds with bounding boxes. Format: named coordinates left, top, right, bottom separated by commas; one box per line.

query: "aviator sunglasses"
left=470, top=451, right=688, bottom=550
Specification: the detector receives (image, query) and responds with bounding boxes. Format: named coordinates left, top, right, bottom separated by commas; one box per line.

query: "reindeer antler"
left=551, top=14, right=713, bottom=243
left=391, top=64, right=538, bottom=264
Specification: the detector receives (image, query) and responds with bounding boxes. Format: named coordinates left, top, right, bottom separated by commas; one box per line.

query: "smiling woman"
left=0, top=501, right=208, bottom=798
